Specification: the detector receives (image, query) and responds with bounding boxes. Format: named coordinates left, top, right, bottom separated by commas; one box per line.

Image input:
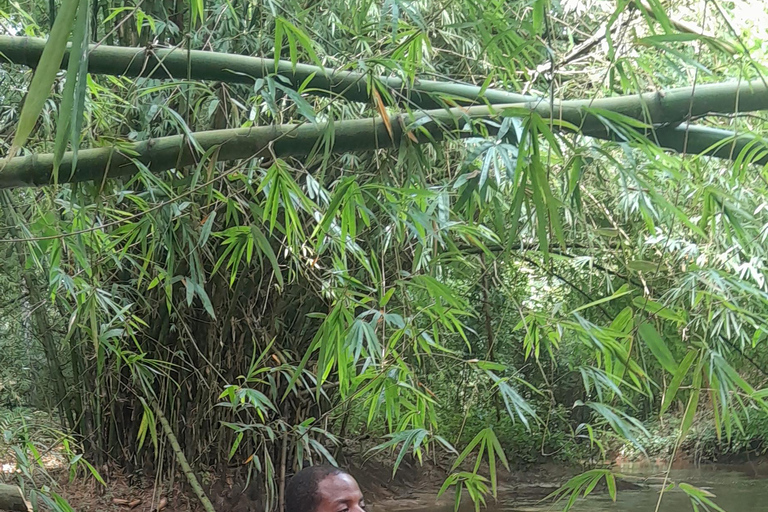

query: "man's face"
left=315, top=473, right=366, bottom=512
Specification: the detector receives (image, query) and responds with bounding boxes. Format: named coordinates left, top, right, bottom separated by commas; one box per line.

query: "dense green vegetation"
left=0, top=0, right=768, bottom=510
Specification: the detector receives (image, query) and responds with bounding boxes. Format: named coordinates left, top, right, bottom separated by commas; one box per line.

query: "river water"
left=384, top=463, right=768, bottom=512
left=502, top=463, right=768, bottom=512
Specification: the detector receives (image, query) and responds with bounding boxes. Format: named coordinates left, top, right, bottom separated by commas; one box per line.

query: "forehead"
left=317, top=473, right=363, bottom=503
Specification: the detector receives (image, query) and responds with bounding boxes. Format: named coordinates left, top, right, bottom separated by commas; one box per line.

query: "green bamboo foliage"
left=0, top=2, right=767, bottom=512
left=8, top=0, right=81, bottom=156
left=51, top=0, right=89, bottom=181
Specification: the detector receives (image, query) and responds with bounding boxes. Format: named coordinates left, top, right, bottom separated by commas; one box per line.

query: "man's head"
left=285, top=465, right=365, bottom=512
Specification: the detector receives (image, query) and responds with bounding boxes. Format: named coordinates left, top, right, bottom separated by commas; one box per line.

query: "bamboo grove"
left=0, top=0, right=768, bottom=511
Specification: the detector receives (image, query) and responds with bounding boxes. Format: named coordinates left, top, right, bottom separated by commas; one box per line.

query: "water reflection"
left=502, top=464, right=768, bottom=512
left=379, top=463, right=768, bottom=512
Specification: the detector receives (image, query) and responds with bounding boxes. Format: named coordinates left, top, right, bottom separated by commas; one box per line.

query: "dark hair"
left=285, top=465, right=347, bottom=512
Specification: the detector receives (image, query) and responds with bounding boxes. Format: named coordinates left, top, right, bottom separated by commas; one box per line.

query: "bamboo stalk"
left=154, top=403, right=216, bottom=512
left=1, top=35, right=766, bottom=189
left=0, top=35, right=531, bottom=108
left=0, top=35, right=758, bottom=111
left=0, top=98, right=764, bottom=189
left=278, top=429, right=288, bottom=512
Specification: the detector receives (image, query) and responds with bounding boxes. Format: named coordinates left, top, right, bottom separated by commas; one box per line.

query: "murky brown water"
left=384, top=463, right=768, bottom=512
left=502, top=464, right=768, bottom=512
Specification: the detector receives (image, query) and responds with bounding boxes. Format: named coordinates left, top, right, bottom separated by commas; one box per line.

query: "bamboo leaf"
left=627, top=260, right=658, bottom=272
left=189, top=0, right=204, bottom=25
left=251, top=225, right=283, bottom=287
left=52, top=0, right=88, bottom=182
left=274, top=19, right=285, bottom=73
left=632, top=296, right=685, bottom=323
left=661, top=350, right=697, bottom=416
left=638, top=322, right=677, bottom=374
left=570, top=285, right=633, bottom=315
left=606, top=473, right=617, bottom=502
left=680, top=367, right=702, bottom=442
left=11, top=0, right=82, bottom=155
left=532, top=0, right=546, bottom=34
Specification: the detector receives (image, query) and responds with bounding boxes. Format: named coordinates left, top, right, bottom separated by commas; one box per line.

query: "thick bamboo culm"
left=0, top=35, right=532, bottom=108
left=0, top=111, right=763, bottom=189
left=0, top=35, right=767, bottom=188
left=0, top=35, right=762, bottom=111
